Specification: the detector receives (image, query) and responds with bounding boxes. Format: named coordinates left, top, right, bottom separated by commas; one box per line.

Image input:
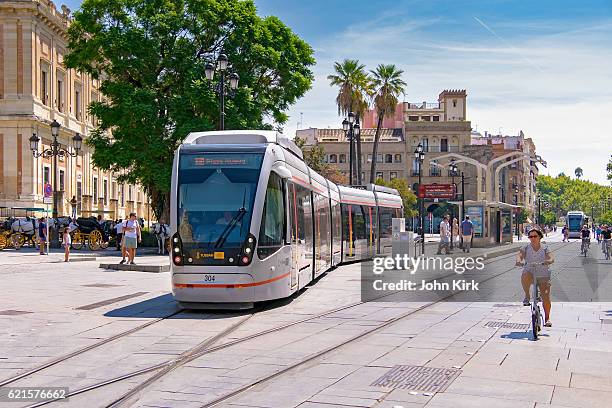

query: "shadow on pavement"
left=104, top=291, right=299, bottom=319
left=501, top=331, right=550, bottom=340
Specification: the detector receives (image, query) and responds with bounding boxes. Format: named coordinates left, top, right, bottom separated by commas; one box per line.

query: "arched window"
left=339, top=154, right=346, bottom=163
left=385, top=154, right=393, bottom=163
left=329, top=154, right=337, bottom=163
left=394, top=154, right=402, bottom=163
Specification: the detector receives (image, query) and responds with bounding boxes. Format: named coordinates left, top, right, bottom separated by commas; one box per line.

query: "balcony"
left=411, top=170, right=420, bottom=177
left=429, top=169, right=442, bottom=177
left=406, top=102, right=441, bottom=110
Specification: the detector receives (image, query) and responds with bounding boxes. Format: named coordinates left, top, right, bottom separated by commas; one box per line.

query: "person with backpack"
left=460, top=215, right=474, bottom=253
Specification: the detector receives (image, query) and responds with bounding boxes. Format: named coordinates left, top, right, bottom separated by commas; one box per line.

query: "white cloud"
left=283, top=14, right=612, bottom=185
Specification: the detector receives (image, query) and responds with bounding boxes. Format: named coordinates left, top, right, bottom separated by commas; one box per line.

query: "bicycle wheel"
left=531, top=309, right=540, bottom=340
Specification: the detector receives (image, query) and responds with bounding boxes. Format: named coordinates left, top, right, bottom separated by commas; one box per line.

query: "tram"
left=566, top=211, right=587, bottom=239
left=170, top=130, right=403, bottom=308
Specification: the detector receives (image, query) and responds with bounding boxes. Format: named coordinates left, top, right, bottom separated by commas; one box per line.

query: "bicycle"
left=581, top=238, right=590, bottom=257
left=517, top=261, right=547, bottom=340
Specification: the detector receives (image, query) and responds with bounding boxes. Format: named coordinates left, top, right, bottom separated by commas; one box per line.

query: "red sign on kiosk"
left=418, top=184, right=455, bottom=199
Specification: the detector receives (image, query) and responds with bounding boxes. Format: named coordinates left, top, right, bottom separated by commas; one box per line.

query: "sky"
left=62, top=0, right=612, bottom=185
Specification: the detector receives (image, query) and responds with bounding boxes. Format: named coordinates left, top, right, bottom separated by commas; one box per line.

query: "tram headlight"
left=171, top=233, right=183, bottom=266
left=239, top=233, right=256, bottom=266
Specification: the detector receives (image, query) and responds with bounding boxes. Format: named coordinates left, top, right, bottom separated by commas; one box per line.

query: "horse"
left=152, top=222, right=170, bottom=254
left=10, top=217, right=38, bottom=248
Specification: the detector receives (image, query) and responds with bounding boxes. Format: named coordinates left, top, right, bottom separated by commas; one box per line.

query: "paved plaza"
left=1, top=231, right=611, bottom=408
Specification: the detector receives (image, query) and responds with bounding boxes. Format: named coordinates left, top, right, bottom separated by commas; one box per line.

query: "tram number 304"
left=204, top=275, right=215, bottom=282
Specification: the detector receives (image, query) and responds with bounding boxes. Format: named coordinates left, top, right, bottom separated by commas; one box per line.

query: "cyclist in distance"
left=601, top=225, right=611, bottom=258
left=515, top=227, right=555, bottom=327
left=580, top=225, right=591, bottom=255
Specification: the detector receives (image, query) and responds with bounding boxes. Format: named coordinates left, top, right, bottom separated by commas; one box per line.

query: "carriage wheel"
left=12, top=233, right=25, bottom=250
left=0, top=234, right=7, bottom=250
left=71, top=231, right=85, bottom=250
left=88, top=230, right=102, bottom=251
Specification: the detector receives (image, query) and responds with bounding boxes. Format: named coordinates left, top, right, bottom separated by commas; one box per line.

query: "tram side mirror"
left=273, top=165, right=292, bottom=179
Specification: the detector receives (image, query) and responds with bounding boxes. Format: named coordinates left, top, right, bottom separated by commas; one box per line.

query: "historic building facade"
left=297, top=89, right=540, bottom=218
left=0, top=0, right=149, bottom=220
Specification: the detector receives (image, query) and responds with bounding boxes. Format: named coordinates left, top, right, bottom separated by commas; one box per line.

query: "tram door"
left=288, top=182, right=313, bottom=289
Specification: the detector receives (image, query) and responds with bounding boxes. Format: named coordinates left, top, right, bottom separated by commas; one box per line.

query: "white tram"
left=170, top=130, right=403, bottom=308
left=566, top=210, right=587, bottom=239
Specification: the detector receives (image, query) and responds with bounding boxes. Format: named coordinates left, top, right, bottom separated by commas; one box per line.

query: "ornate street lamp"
left=414, top=143, right=425, bottom=254
left=30, top=120, right=82, bottom=247
left=342, top=112, right=359, bottom=186
left=204, top=53, right=239, bottom=130
left=449, top=158, right=458, bottom=249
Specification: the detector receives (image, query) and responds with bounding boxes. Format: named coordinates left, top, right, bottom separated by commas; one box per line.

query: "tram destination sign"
left=418, top=184, right=455, bottom=199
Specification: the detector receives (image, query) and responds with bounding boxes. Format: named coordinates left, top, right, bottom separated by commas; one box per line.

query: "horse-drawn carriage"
left=0, top=207, right=48, bottom=250
left=69, top=217, right=114, bottom=250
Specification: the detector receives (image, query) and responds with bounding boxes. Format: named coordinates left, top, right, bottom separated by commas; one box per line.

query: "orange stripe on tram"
left=174, top=272, right=291, bottom=289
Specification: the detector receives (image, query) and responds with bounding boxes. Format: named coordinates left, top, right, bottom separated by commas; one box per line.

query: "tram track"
left=202, top=242, right=573, bottom=407
left=15, top=243, right=569, bottom=408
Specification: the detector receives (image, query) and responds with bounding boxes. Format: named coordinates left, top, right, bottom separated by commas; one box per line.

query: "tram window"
left=378, top=207, right=394, bottom=239
left=352, top=205, right=366, bottom=240
left=258, top=173, right=285, bottom=258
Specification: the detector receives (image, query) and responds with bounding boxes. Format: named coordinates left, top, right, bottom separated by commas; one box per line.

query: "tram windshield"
left=177, top=152, right=263, bottom=253
left=567, top=215, right=583, bottom=232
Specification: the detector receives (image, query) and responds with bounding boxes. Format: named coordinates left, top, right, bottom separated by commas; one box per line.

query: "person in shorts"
left=62, top=227, right=71, bottom=262
left=123, top=213, right=141, bottom=265
left=515, top=227, right=555, bottom=327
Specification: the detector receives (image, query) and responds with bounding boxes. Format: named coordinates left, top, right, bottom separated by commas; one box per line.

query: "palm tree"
left=328, top=59, right=371, bottom=184
left=575, top=167, right=583, bottom=179
left=369, top=64, right=406, bottom=183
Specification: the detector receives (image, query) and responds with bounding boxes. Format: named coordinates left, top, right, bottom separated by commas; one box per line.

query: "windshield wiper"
left=214, top=207, right=247, bottom=248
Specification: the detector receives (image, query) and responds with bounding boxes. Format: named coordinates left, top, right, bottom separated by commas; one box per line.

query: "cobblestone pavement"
left=1, top=239, right=610, bottom=408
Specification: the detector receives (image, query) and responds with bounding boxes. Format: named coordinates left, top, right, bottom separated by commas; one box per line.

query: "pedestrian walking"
left=436, top=215, right=451, bottom=255
left=452, top=217, right=459, bottom=247
left=123, top=213, right=141, bottom=265
left=115, top=218, right=124, bottom=252
left=460, top=215, right=474, bottom=253
left=62, top=227, right=71, bottom=262
left=38, top=217, right=47, bottom=255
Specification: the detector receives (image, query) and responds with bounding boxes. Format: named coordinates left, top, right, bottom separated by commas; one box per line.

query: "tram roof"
left=182, top=130, right=303, bottom=160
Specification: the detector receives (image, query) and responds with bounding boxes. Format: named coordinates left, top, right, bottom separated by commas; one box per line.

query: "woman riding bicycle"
left=515, top=227, right=555, bottom=327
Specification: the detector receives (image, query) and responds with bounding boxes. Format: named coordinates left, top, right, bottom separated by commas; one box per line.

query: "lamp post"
left=342, top=112, right=357, bottom=185
left=204, top=53, right=239, bottom=130
left=414, top=143, right=425, bottom=254
left=514, top=187, right=520, bottom=240
left=30, top=119, right=82, bottom=246
left=449, top=159, right=458, bottom=250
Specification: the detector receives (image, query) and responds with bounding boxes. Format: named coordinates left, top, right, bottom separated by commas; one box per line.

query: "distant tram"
left=170, top=131, right=403, bottom=308
left=566, top=211, right=587, bottom=239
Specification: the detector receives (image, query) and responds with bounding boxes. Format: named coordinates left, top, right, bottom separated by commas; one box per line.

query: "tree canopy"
left=374, top=178, right=417, bottom=218
left=65, top=0, right=315, bottom=219
left=536, top=174, right=612, bottom=224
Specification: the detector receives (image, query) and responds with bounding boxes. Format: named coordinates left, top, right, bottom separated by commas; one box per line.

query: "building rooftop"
left=300, top=128, right=404, bottom=143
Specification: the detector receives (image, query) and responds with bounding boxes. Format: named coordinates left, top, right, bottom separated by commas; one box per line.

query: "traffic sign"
left=44, top=183, right=53, bottom=198
left=43, top=196, right=52, bottom=204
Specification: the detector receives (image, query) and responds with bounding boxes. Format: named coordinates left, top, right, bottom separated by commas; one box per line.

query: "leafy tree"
left=65, top=0, right=315, bottom=220
left=536, top=174, right=612, bottom=221
left=607, top=155, right=612, bottom=184
left=327, top=59, right=371, bottom=185
left=374, top=178, right=417, bottom=218
left=575, top=167, right=583, bottom=179
left=369, top=64, right=406, bottom=183
left=294, top=137, right=348, bottom=185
